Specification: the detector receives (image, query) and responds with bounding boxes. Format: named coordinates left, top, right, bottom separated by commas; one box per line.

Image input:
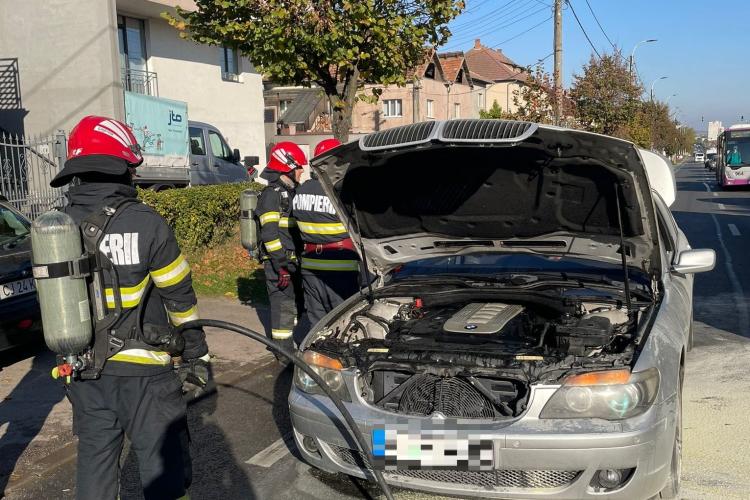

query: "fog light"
left=302, top=435, right=319, bottom=455
left=597, top=469, right=622, bottom=489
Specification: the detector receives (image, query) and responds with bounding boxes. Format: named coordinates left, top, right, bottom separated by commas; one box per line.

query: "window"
left=383, top=99, right=402, bottom=118
left=424, top=63, right=436, bottom=79
left=426, top=99, right=434, bottom=119
left=456, top=69, right=463, bottom=84
left=279, top=100, right=293, bottom=117
left=0, top=204, right=29, bottom=244
left=264, top=107, right=277, bottom=124
left=477, top=92, right=485, bottom=110
left=221, top=46, right=240, bottom=81
left=117, top=16, right=147, bottom=73
left=208, top=130, right=233, bottom=160
left=189, top=127, right=206, bottom=156
left=453, top=102, right=461, bottom=119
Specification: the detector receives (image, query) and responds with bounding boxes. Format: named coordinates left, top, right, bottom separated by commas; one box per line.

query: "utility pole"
left=553, top=0, right=563, bottom=125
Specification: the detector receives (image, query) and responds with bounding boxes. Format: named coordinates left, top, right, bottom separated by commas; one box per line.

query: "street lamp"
left=650, top=76, right=668, bottom=101
left=630, top=39, right=657, bottom=74
left=666, top=93, right=678, bottom=105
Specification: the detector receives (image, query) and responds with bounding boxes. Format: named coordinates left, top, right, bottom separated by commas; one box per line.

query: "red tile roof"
left=438, top=52, right=470, bottom=84
left=465, top=39, right=528, bottom=83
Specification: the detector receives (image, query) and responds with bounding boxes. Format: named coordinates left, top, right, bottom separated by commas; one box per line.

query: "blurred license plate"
left=372, top=428, right=494, bottom=470
left=0, top=278, right=35, bottom=300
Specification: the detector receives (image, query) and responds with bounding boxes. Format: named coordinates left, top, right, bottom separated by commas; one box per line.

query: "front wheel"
left=659, top=369, right=683, bottom=499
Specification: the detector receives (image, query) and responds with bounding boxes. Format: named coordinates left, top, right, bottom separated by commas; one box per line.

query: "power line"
left=451, top=0, right=524, bottom=30
left=490, top=15, right=553, bottom=49
left=583, top=0, right=616, bottom=49
left=565, top=0, right=601, bottom=59
left=446, top=5, right=550, bottom=48
left=450, top=0, right=537, bottom=35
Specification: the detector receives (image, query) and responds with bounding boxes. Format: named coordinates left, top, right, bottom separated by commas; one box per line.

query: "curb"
left=3, top=355, right=277, bottom=495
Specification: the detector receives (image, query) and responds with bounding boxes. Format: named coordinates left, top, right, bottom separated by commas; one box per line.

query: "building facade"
left=465, top=39, right=528, bottom=115
left=0, top=0, right=266, bottom=166
left=708, top=121, right=723, bottom=142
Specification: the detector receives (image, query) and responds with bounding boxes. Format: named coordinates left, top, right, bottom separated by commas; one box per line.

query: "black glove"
left=176, top=355, right=212, bottom=396
left=277, top=267, right=291, bottom=290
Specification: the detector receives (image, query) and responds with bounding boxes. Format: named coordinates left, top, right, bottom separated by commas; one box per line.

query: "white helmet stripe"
left=108, top=120, right=135, bottom=145
left=273, top=149, right=291, bottom=165
left=102, top=119, right=132, bottom=145
left=93, top=124, right=130, bottom=148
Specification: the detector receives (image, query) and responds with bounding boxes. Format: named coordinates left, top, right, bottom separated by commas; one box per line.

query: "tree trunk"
left=328, top=66, right=360, bottom=143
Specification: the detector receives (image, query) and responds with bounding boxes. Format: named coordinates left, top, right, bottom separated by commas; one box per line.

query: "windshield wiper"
left=0, top=232, right=30, bottom=248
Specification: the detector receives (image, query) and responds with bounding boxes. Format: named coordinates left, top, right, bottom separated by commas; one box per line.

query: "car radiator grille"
left=328, top=444, right=580, bottom=489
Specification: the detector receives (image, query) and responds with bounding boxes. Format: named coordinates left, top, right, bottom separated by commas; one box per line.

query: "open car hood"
left=312, top=120, right=665, bottom=277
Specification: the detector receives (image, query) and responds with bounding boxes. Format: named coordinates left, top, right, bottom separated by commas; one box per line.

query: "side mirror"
left=233, top=148, right=241, bottom=163
left=672, top=248, right=716, bottom=274
left=243, top=155, right=259, bottom=168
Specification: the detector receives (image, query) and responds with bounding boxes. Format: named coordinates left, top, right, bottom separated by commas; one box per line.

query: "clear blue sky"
left=444, top=0, right=750, bottom=131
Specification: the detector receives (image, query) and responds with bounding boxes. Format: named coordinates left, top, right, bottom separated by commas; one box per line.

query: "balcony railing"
left=122, top=68, right=158, bottom=96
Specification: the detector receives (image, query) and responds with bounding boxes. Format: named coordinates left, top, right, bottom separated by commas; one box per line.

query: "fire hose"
left=176, top=319, right=395, bottom=500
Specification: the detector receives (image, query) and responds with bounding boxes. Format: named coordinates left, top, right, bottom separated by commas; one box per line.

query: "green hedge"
left=137, top=182, right=263, bottom=251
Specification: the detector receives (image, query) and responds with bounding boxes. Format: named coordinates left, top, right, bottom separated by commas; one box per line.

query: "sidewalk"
left=0, top=296, right=276, bottom=497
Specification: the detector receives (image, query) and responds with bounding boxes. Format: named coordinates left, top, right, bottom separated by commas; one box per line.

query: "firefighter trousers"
left=67, top=371, right=191, bottom=500
left=302, top=268, right=360, bottom=327
left=263, top=261, right=301, bottom=341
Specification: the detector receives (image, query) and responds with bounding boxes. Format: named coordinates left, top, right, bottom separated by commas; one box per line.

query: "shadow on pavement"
left=0, top=348, right=65, bottom=497
left=119, top=385, right=258, bottom=500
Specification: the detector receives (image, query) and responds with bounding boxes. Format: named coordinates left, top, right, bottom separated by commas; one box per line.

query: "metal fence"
left=0, top=131, right=67, bottom=219
left=122, top=68, right=159, bottom=97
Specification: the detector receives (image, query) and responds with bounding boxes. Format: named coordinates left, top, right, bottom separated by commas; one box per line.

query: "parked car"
left=704, top=152, right=717, bottom=170
left=289, top=120, right=715, bottom=499
left=188, top=121, right=258, bottom=186
left=694, top=152, right=705, bottom=162
left=0, top=196, right=41, bottom=355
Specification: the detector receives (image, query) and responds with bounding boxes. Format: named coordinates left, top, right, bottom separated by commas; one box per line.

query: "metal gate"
left=0, top=131, right=67, bottom=219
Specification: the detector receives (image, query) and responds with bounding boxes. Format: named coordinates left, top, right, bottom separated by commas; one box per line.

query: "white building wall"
left=146, top=18, right=266, bottom=168
left=708, top=121, right=723, bottom=142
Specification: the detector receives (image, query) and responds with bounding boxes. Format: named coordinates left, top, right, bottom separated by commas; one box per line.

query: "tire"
left=659, top=368, right=683, bottom=499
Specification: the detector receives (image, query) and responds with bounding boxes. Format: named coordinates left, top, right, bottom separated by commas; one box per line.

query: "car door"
left=189, top=126, right=212, bottom=185
left=206, top=128, right=246, bottom=184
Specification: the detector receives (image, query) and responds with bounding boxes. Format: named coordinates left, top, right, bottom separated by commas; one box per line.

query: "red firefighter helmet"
left=50, top=116, right=144, bottom=187
left=67, top=115, right=143, bottom=165
left=313, top=138, right=342, bottom=157
left=266, top=142, right=308, bottom=173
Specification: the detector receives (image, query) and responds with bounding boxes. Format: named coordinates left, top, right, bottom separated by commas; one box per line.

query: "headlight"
left=540, top=368, right=659, bottom=420
left=293, top=350, right=351, bottom=402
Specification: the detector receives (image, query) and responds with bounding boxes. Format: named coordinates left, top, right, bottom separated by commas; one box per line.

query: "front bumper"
left=289, top=383, right=676, bottom=499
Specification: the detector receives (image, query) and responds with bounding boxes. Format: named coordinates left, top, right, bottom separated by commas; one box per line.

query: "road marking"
left=245, top=432, right=294, bottom=467
left=728, top=224, right=741, bottom=236
left=703, top=182, right=750, bottom=337
left=718, top=203, right=726, bottom=210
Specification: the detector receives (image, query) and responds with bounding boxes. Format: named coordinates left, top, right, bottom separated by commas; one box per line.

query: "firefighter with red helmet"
left=50, top=116, right=208, bottom=499
left=256, top=142, right=306, bottom=356
left=292, top=139, right=360, bottom=327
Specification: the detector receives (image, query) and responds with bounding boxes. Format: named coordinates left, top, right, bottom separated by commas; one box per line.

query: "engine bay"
left=307, top=289, right=648, bottom=419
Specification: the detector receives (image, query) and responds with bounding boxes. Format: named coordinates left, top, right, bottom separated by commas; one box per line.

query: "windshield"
left=390, top=253, right=650, bottom=286
left=726, top=132, right=750, bottom=166
left=0, top=204, right=30, bottom=245
left=707, top=153, right=716, bottom=160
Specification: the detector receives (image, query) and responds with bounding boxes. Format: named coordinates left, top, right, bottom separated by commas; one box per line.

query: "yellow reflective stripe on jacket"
left=167, top=304, right=200, bottom=326
left=279, top=217, right=296, bottom=228
left=271, top=329, right=293, bottom=339
left=109, top=348, right=171, bottom=365
left=151, top=254, right=191, bottom=288
left=105, top=275, right=149, bottom=308
left=301, top=258, right=359, bottom=272
left=297, top=221, right=347, bottom=235
left=259, top=211, right=280, bottom=225
left=265, top=238, right=283, bottom=252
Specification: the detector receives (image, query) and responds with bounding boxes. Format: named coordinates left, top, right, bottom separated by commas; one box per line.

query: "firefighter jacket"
left=63, top=182, right=208, bottom=376
left=256, top=172, right=300, bottom=270
left=292, top=178, right=359, bottom=272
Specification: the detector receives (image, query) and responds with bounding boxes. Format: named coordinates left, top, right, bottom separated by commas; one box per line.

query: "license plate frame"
left=372, top=427, right=494, bottom=471
left=0, top=277, right=36, bottom=301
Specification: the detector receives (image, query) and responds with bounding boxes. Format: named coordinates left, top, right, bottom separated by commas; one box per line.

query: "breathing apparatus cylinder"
left=239, top=190, right=259, bottom=257
left=31, top=211, right=92, bottom=355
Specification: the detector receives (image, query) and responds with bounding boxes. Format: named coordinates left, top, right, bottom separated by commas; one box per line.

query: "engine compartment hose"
left=176, top=319, right=395, bottom=500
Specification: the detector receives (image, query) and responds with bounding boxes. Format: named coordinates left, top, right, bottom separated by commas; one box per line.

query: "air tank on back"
left=240, top=190, right=259, bottom=258
left=31, top=210, right=92, bottom=355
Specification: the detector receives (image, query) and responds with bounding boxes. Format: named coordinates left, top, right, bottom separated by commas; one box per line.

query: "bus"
left=716, top=124, right=750, bottom=188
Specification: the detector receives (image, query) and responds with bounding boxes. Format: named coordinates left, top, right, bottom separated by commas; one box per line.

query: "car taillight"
left=247, top=166, right=257, bottom=177
left=17, top=319, right=33, bottom=329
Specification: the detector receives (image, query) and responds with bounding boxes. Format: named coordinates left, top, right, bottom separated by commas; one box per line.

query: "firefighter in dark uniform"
left=49, top=116, right=209, bottom=500
left=292, top=139, right=360, bottom=326
left=256, top=142, right=306, bottom=353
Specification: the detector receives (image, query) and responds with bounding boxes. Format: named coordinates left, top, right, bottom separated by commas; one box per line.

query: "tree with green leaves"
left=165, top=0, right=464, bottom=142
left=479, top=100, right=507, bottom=119
left=570, top=50, right=642, bottom=136
left=510, top=64, right=555, bottom=125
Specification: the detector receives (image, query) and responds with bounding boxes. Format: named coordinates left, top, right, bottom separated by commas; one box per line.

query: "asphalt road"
left=5, top=161, right=750, bottom=500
